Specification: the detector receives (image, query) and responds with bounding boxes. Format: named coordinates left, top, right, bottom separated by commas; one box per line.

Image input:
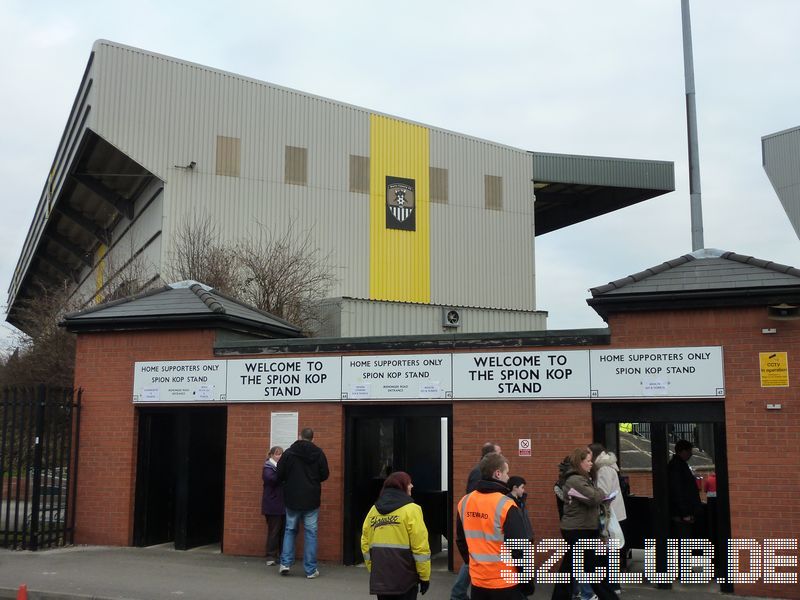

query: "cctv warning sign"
left=759, top=352, right=789, bottom=387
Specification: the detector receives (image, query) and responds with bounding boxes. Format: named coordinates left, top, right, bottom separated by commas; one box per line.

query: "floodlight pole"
left=682, top=0, right=704, bottom=251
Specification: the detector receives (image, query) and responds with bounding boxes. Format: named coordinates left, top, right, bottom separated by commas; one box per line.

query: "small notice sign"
left=518, top=438, right=531, bottom=457
left=760, top=352, right=789, bottom=387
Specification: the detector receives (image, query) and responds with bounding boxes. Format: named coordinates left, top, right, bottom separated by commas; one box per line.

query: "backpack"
left=553, top=455, right=570, bottom=502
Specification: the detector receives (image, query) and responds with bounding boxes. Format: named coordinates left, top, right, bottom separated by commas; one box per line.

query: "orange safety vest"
left=458, top=490, right=516, bottom=589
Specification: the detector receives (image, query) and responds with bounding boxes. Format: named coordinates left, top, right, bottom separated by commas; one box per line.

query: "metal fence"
left=0, top=385, right=81, bottom=550
left=631, top=422, right=698, bottom=446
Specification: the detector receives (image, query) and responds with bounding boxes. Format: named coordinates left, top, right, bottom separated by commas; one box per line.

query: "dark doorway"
left=592, top=402, right=731, bottom=593
left=134, top=407, right=227, bottom=550
left=343, top=405, right=452, bottom=568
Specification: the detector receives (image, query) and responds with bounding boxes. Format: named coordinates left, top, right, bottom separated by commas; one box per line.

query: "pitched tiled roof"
left=62, top=281, right=302, bottom=337
left=587, top=249, right=800, bottom=319
left=590, top=249, right=800, bottom=296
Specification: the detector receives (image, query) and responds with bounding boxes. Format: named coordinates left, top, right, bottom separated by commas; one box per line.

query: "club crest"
left=386, top=176, right=416, bottom=231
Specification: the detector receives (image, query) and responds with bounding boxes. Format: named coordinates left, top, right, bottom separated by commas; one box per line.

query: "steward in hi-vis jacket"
left=361, top=472, right=431, bottom=598
left=456, top=454, right=531, bottom=600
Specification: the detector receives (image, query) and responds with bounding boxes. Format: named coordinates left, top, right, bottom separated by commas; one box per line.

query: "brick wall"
left=451, top=399, right=593, bottom=568
left=71, top=305, right=799, bottom=598
left=72, top=329, right=216, bottom=546
left=223, top=401, right=342, bottom=561
left=607, top=308, right=800, bottom=600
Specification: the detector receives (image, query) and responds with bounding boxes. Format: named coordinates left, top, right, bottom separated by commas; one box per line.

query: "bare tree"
left=100, top=240, right=161, bottom=303
left=166, top=214, right=241, bottom=295
left=0, top=283, right=82, bottom=387
left=1, top=243, right=159, bottom=388
left=235, top=221, right=337, bottom=332
left=165, top=215, right=336, bottom=332
left=1, top=214, right=337, bottom=387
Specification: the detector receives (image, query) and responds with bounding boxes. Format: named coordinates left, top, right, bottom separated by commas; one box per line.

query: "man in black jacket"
left=277, top=427, right=330, bottom=578
left=668, top=439, right=702, bottom=540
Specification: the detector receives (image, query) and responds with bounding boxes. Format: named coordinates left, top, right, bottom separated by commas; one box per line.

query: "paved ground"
left=0, top=544, right=768, bottom=600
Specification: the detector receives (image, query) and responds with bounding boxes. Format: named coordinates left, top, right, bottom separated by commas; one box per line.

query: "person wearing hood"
left=588, top=443, right=626, bottom=526
left=262, top=446, right=285, bottom=566
left=276, top=427, right=330, bottom=578
left=361, top=471, right=431, bottom=599
left=589, top=443, right=626, bottom=595
left=550, top=448, right=617, bottom=600
left=457, top=453, right=531, bottom=599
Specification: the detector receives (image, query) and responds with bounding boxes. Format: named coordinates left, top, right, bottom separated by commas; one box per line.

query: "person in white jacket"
left=589, top=443, right=627, bottom=523
left=589, top=443, right=626, bottom=595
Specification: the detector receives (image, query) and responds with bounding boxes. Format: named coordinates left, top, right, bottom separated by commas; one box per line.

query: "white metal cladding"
left=12, top=40, right=545, bottom=329
left=87, top=41, right=539, bottom=311
left=89, top=41, right=373, bottom=301
left=763, top=127, right=800, bottom=240
left=429, top=130, right=535, bottom=310
left=316, top=298, right=546, bottom=338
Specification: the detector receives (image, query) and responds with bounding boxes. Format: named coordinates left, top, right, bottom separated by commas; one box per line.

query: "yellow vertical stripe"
left=94, top=244, right=107, bottom=303
left=369, top=115, right=430, bottom=302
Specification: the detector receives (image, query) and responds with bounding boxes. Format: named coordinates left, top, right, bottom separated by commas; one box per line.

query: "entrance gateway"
left=593, top=401, right=731, bottom=593
left=131, top=345, right=728, bottom=575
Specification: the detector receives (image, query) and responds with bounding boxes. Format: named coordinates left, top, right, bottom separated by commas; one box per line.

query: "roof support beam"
left=72, top=172, right=135, bottom=220
left=31, top=271, right=62, bottom=289
left=38, top=252, right=79, bottom=283
left=54, top=204, right=110, bottom=246
left=47, top=230, right=93, bottom=267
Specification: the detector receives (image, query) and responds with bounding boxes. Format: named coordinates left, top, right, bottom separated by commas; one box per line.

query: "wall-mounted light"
left=174, top=161, right=197, bottom=170
left=768, top=303, right=800, bottom=320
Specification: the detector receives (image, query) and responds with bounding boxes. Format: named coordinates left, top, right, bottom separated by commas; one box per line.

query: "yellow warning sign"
left=759, top=352, right=789, bottom=387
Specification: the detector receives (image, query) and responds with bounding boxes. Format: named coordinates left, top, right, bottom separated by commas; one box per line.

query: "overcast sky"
left=2, top=0, right=799, bottom=342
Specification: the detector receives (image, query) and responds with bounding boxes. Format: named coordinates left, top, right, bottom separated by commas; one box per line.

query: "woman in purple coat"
left=262, top=446, right=285, bottom=565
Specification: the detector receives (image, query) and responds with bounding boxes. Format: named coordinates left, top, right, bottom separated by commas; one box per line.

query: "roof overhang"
left=8, top=129, right=158, bottom=329
left=532, top=152, right=675, bottom=235
left=588, top=286, right=800, bottom=321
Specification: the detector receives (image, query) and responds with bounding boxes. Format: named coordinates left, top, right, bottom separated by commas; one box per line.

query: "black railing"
left=631, top=422, right=698, bottom=447
left=0, top=385, right=81, bottom=550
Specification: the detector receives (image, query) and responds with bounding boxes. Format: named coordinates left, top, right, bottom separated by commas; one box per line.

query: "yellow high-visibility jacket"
left=361, top=489, right=431, bottom=595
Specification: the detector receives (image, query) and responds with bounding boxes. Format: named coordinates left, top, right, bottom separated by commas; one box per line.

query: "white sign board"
left=518, top=438, right=531, bottom=457
left=133, top=360, right=227, bottom=403
left=270, top=412, right=299, bottom=451
left=227, top=357, right=341, bottom=402
left=341, top=354, right=452, bottom=399
left=590, top=346, right=724, bottom=398
left=452, top=351, right=590, bottom=399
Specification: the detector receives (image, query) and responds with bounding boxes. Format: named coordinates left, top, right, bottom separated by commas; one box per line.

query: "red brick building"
left=65, top=250, right=800, bottom=599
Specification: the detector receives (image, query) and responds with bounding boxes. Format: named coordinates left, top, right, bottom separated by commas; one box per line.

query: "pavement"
left=0, top=544, right=768, bottom=600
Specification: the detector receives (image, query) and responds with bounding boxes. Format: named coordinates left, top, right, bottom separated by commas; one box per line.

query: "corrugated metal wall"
left=763, top=127, right=800, bottom=240
left=92, top=41, right=372, bottom=301
left=533, top=152, right=674, bottom=190
left=317, top=298, right=546, bottom=338
left=430, top=130, right=534, bottom=310
left=89, top=41, right=536, bottom=313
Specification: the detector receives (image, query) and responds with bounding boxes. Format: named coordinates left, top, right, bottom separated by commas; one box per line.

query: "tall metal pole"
left=682, top=0, right=704, bottom=251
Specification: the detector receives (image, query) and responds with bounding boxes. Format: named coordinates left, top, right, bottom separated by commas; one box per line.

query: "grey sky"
left=2, top=0, right=799, bottom=342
